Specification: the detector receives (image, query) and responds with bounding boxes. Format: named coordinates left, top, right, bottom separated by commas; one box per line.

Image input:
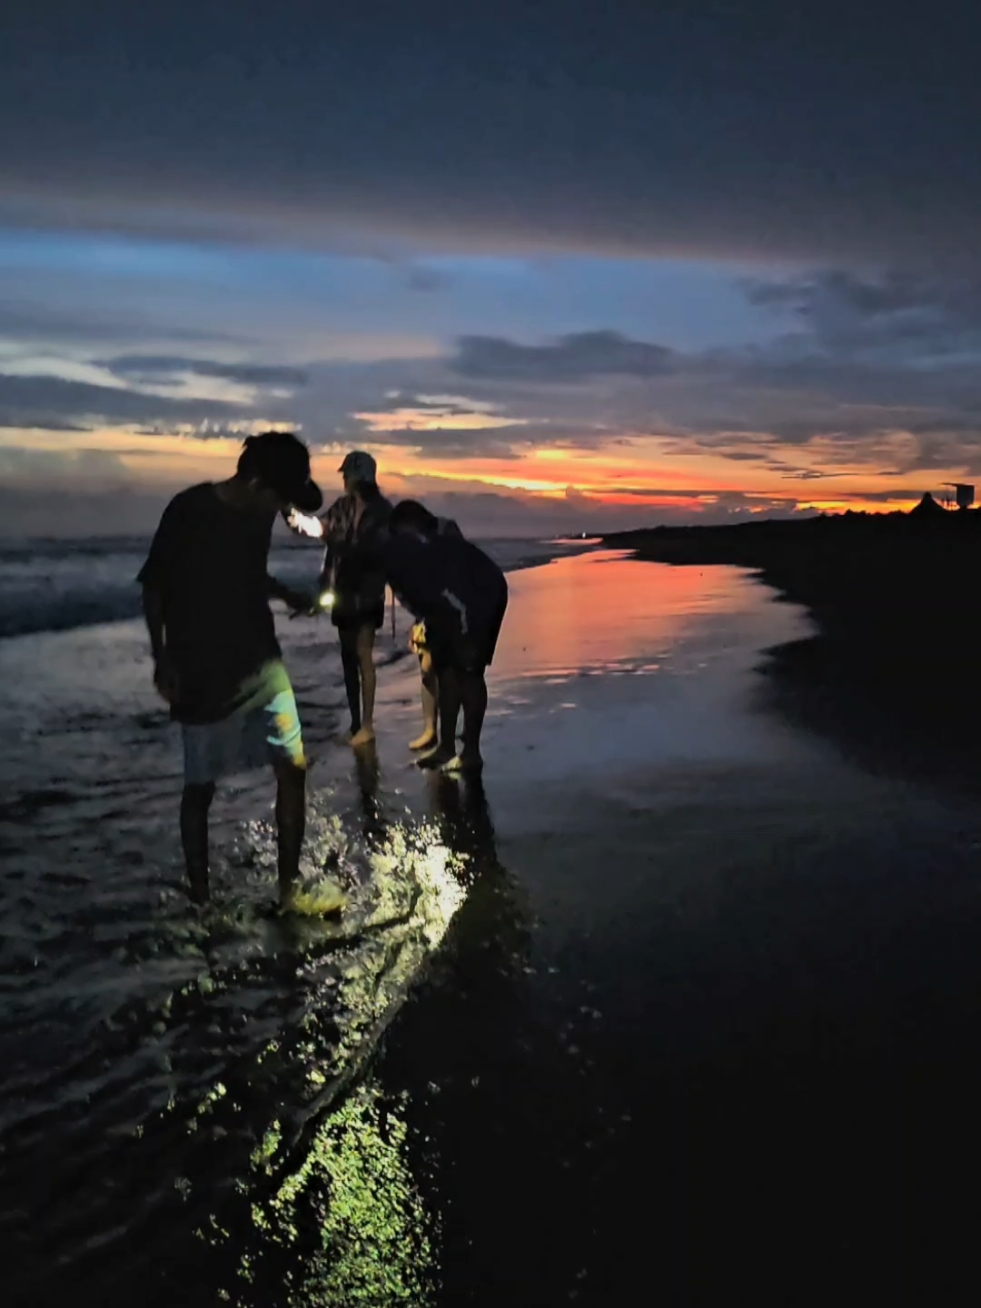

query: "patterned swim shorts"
left=181, top=661, right=306, bottom=785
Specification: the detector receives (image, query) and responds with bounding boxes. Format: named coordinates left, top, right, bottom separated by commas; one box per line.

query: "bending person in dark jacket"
left=385, top=500, right=508, bottom=773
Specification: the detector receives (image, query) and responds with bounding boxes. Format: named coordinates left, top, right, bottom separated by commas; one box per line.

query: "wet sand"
left=5, top=551, right=981, bottom=1304
left=369, top=552, right=981, bottom=1306
left=606, top=511, right=981, bottom=791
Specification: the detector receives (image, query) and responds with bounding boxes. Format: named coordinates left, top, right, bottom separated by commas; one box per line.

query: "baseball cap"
left=241, top=431, right=323, bottom=512
left=339, top=450, right=378, bottom=483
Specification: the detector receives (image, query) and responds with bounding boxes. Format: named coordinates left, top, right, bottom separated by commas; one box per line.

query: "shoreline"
left=604, top=511, right=981, bottom=793
left=0, top=534, right=587, bottom=644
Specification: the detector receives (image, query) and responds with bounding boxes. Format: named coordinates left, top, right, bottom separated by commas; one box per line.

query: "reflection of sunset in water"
left=492, top=550, right=766, bottom=679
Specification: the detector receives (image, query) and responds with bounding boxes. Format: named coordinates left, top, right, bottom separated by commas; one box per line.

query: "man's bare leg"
left=180, top=782, right=215, bottom=903
left=418, top=665, right=459, bottom=767
left=275, top=758, right=345, bottom=915
left=350, top=624, right=376, bottom=746
left=410, top=650, right=439, bottom=750
left=443, top=672, right=487, bottom=772
left=274, top=758, right=306, bottom=907
left=338, top=627, right=361, bottom=741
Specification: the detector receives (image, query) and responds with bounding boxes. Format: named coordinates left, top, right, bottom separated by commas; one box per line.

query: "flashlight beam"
left=288, top=508, right=324, bottom=539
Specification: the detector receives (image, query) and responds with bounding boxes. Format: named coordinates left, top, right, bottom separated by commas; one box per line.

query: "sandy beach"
left=4, top=549, right=981, bottom=1305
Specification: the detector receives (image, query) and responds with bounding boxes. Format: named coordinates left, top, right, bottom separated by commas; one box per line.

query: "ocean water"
left=0, top=533, right=568, bottom=640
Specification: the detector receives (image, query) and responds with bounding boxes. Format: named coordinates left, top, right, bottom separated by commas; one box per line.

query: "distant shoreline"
left=604, top=510, right=981, bottom=792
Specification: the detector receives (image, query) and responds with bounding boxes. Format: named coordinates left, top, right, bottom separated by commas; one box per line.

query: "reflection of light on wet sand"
left=154, top=799, right=468, bottom=1304
left=232, top=829, right=462, bottom=1302
left=242, top=1083, right=435, bottom=1306
left=492, top=550, right=802, bottom=683
left=480, top=549, right=813, bottom=785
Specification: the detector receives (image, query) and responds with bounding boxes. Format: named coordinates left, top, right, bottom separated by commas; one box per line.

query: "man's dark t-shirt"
left=138, top=483, right=281, bottom=724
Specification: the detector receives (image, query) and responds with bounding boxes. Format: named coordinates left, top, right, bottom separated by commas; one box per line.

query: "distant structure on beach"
left=912, top=492, right=945, bottom=517
left=939, top=483, right=976, bottom=511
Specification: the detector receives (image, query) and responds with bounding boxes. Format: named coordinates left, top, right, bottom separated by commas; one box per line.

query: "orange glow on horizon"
left=0, top=425, right=952, bottom=521
left=797, top=497, right=921, bottom=514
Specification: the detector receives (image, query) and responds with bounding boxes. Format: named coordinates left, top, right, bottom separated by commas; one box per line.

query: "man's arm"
left=137, top=495, right=183, bottom=704
left=141, top=584, right=180, bottom=704
left=141, top=584, right=166, bottom=662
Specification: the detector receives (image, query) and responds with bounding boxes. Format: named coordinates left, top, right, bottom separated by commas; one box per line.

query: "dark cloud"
left=9, top=270, right=981, bottom=483
left=351, top=425, right=530, bottom=461
left=370, top=393, right=489, bottom=417
left=374, top=312, right=981, bottom=471
left=0, top=373, right=249, bottom=430
left=100, top=355, right=308, bottom=386
left=404, top=266, right=454, bottom=293
left=3, top=3, right=980, bottom=261
left=744, top=271, right=981, bottom=360
left=0, top=301, right=243, bottom=346
left=779, top=469, right=832, bottom=482
left=748, top=272, right=930, bottom=318
left=453, top=332, right=676, bottom=382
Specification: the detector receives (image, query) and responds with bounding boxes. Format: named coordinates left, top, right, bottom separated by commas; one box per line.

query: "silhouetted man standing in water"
left=138, top=431, right=339, bottom=912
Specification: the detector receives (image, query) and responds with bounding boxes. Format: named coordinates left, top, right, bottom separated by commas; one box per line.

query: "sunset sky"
left=3, top=2, right=981, bottom=536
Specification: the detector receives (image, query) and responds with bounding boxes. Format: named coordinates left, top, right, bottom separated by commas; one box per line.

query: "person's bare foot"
left=416, top=744, right=455, bottom=769
left=350, top=724, right=375, bottom=747
left=441, top=751, right=483, bottom=775
left=409, top=729, right=438, bottom=752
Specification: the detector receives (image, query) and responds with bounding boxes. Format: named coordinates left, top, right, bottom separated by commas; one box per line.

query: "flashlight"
left=318, top=590, right=335, bottom=610
left=287, top=508, right=324, bottom=539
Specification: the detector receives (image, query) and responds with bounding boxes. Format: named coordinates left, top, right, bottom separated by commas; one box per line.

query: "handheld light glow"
left=288, top=508, right=324, bottom=539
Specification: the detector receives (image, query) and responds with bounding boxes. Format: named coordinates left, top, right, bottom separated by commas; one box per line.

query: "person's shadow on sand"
left=350, top=738, right=386, bottom=844
left=429, top=773, right=501, bottom=877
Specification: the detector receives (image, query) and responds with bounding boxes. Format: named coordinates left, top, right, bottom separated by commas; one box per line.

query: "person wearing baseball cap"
left=138, top=431, right=343, bottom=914
left=338, top=449, right=378, bottom=485
left=285, top=449, right=392, bottom=747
